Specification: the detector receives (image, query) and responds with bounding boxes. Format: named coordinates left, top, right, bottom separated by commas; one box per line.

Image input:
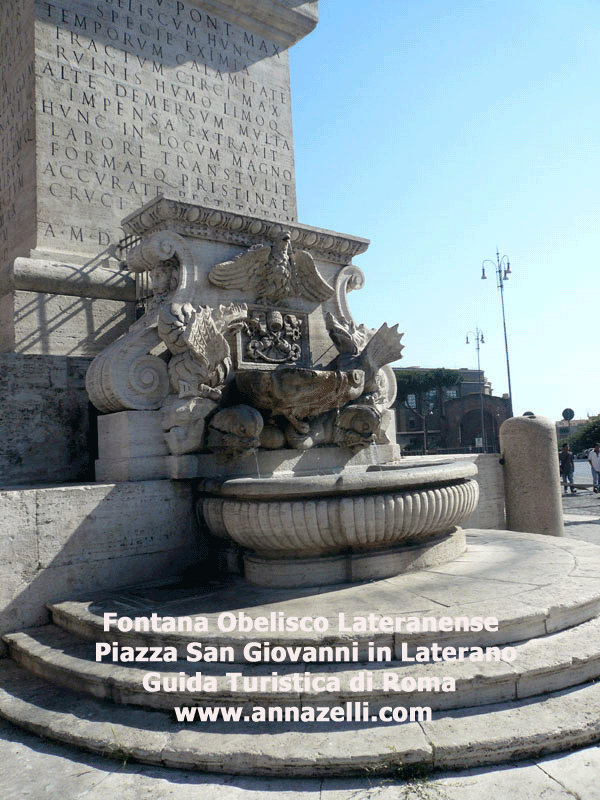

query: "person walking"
left=559, top=443, right=577, bottom=494
left=588, top=444, right=600, bottom=493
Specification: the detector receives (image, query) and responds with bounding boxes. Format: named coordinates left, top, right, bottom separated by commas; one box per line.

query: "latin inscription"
left=34, top=0, right=297, bottom=255
left=0, top=1, right=36, bottom=265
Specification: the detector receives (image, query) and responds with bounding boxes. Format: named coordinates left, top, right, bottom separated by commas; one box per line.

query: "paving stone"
left=0, top=719, right=124, bottom=800
left=321, top=762, right=574, bottom=799
left=423, top=683, right=600, bottom=770
left=536, top=746, right=600, bottom=798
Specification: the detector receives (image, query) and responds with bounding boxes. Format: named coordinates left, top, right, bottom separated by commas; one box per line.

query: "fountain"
left=86, top=198, right=478, bottom=587
left=4, top=1, right=600, bottom=783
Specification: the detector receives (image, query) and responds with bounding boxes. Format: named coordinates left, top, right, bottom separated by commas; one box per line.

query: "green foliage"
left=570, top=417, right=600, bottom=453
left=394, top=368, right=461, bottom=402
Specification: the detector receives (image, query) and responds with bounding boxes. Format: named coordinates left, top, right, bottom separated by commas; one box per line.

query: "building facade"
left=394, top=366, right=511, bottom=454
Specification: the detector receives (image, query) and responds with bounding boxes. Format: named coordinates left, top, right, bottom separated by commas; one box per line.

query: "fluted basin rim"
left=198, top=458, right=477, bottom=500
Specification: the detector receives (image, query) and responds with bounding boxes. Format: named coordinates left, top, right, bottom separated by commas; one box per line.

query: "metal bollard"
left=499, top=413, right=563, bottom=536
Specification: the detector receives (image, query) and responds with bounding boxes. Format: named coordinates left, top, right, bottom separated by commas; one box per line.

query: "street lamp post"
left=466, top=328, right=486, bottom=451
left=421, top=398, right=434, bottom=454
left=481, top=249, right=513, bottom=417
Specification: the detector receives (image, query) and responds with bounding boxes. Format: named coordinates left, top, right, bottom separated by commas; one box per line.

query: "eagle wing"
left=291, top=250, right=334, bottom=302
left=208, top=246, right=271, bottom=292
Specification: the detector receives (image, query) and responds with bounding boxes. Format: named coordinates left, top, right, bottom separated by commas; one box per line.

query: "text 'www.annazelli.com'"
left=174, top=703, right=431, bottom=723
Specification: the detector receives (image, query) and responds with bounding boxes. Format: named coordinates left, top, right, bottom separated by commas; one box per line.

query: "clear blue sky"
left=289, top=0, right=600, bottom=422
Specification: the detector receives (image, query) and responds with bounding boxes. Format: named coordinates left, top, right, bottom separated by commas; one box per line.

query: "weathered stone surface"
left=5, top=654, right=600, bottom=777
left=0, top=257, right=136, bottom=301
left=0, top=480, right=196, bottom=644
left=12, top=611, right=600, bottom=715
left=243, top=529, right=467, bottom=588
left=461, top=453, right=505, bottom=529
left=0, top=289, right=135, bottom=355
left=97, top=410, right=168, bottom=461
left=0, top=491, right=39, bottom=637
left=47, top=530, right=600, bottom=660
left=5, top=530, right=600, bottom=780
left=0, top=0, right=318, bottom=359
left=3, top=713, right=599, bottom=800
left=199, top=457, right=477, bottom=499
left=538, top=746, right=600, bottom=799
left=423, top=684, right=600, bottom=770
left=500, top=414, right=563, bottom=536
left=2, top=0, right=316, bottom=276
left=95, top=455, right=171, bottom=482
left=202, top=481, right=477, bottom=559
left=0, top=354, right=93, bottom=485
left=0, top=0, right=36, bottom=274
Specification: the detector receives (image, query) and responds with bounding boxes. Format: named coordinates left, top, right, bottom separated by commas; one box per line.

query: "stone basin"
left=235, top=367, right=365, bottom=432
left=198, top=457, right=479, bottom=587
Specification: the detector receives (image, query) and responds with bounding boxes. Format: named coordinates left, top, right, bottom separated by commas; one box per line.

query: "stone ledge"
left=47, top=531, right=600, bottom=657
left=0, top=258, right=135, bottom=302
left=122, top=198, right=370, bottom=266
left=203, top=0, right=318, bottom=47
left=2, top=659, right=600, bottom=776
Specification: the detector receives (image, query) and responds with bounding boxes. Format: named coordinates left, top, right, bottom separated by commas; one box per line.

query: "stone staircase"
left=2, top=529, right=600, bottom=777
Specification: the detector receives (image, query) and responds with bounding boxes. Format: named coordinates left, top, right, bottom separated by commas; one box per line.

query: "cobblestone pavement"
left=562, top=484, right=600, bottom=547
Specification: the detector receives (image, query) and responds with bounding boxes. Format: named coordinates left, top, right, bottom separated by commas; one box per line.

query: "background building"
left=394, top=366, right=511, bottom=454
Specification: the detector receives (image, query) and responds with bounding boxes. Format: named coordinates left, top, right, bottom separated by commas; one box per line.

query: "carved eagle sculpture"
left=208, top=232, right=334, bottom=306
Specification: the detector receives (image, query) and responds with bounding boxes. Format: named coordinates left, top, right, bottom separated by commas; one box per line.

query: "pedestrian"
left=588, top=444, right=600, bottom=493
left=559, top=443, right=576, bottom=494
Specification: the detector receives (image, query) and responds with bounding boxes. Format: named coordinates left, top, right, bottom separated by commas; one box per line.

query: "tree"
left=394, top=368, right=461, bottom=402
left=394, top=368, right=462, bottom=452
left=570, top=417, right=600, bottom=453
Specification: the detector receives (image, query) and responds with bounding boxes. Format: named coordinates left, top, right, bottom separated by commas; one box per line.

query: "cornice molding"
left=121, top=197, right=370, bottom=266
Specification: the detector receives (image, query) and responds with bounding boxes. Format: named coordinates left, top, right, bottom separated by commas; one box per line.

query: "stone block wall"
left=0, top=291, right=135, bottom=356
left=0, top=480, right=197, bottom=651
left=0, top=354, right=95, bottom=486
left=0, top=456, right=506, bottom=652
left=461, top=453, right=506, bottom=530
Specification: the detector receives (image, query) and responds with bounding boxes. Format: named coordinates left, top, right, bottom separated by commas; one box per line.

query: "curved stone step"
left=47, top=531, right=600, bottom=662
left=5, top=615, right=600, bottom=714
left=1, top=660, right=600, bottom=776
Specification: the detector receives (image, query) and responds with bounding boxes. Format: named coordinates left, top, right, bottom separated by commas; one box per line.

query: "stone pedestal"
left=243, top=529, right=467, bottom=588
left=0, top=0, right=317, bottom=481
left=95, top=410, right=168, bottom=482
left=500, top=413, right=563, bottom=536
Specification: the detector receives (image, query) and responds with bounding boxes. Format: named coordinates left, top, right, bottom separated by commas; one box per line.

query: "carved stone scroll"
left=332, top=264, right=366, bottom=324
left=86, top=232, right=195, bottom=413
